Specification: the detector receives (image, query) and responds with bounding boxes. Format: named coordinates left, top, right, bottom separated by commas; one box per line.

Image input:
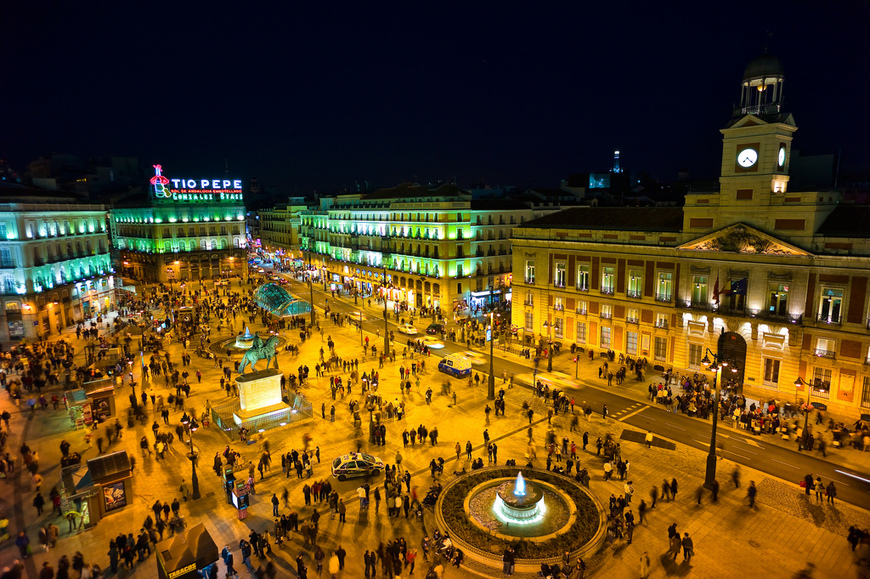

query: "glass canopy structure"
left=253, top=283, right=311, bottom=318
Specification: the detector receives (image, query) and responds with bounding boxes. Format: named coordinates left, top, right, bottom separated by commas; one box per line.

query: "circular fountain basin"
left=495, top=479, right=545, bottom=521
left=464, top=478, right=575, bottom=540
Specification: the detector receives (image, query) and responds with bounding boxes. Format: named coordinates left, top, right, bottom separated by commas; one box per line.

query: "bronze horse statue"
left=238, top=335, right=281, bottom=375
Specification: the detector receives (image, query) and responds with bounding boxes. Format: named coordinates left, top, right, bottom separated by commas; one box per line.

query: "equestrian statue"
left=238, top=334, right=281, bottom=375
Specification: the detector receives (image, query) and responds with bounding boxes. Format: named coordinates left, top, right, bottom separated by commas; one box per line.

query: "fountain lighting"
left=493, top=471, right=545, bottom=524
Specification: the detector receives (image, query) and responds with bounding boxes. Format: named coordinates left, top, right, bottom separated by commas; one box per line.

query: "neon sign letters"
left=150, top=164, right=243, bottom=202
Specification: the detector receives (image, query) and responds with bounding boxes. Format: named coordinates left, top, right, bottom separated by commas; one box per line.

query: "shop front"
left=66, top=378, right=116, bottom=428
left=156, top=523, right=220, bottom=579
left=63, top=451, right=133, bottom=527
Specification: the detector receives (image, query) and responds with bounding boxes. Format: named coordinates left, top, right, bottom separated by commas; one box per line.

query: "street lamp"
left=181, top=416, right=201, bottom=500
left=487, top=311, right=496, bottom=400
left=381, top=266, right=390, bottom=354
left=542, top=321, right=553, bottom=372
left=700, top=349, right=738, bottom=489
left=793, top=377, right=814, bottom=451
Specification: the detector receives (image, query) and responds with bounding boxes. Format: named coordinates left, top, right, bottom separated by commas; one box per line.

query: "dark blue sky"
left=4, top=1, right=869, bottom=193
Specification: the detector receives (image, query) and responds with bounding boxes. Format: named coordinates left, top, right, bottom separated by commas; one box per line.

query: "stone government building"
left=511, top=55, right=870, bottom=419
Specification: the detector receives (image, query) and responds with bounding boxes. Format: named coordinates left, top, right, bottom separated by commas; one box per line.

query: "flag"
left=731, top=278, right=748, bottom=296
left=713, top=276, right=719, bottom=304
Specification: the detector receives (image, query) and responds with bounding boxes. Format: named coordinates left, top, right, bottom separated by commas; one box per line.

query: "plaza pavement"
left=0, top=277, right=867, bottom=579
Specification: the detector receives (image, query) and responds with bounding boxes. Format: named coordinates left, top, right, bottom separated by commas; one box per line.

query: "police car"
left=331, top=453, right=384, bottom=481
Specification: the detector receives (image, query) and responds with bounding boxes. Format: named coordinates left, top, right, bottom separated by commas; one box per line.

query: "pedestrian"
left=682, top=533, right=694, bottom=563
left=650, top=486, right=658, bottom=508
left=644, top=431, right=653, bottom=448
left=640, top=552, right=651, bottom=578
left=826, top=481, right=837, bottom=504
left=814, top=477, right=825, bottom=502
left=602, top=404, right=608, bottom=419
left=695, top=485, right=703, bottom=505
left=747, top=480, right=758, bottom=509
left=670, top=477, right=678, bottom=500
left=711, top=479, right=719, bottom=503
left=272, top=493, right=279, bottom=516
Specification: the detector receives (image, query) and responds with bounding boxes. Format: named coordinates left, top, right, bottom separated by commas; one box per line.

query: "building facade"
left=511, top=55, right=870, bottom=419
left=257, top=200, right=308, bottom=264
left=109, top=164, right=247, bottom=283
left=0, top=184, right=116, bottom=342
left=298, top=183, right=557, bottom=314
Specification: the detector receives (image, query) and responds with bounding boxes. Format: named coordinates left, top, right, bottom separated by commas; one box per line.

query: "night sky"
left=4, top=1, right=869, bottom=194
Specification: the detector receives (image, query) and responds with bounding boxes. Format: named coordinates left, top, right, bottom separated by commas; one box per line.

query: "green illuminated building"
left=0, top=183, right=115, bottom=342
left=109, top=164, right=246, bottom=282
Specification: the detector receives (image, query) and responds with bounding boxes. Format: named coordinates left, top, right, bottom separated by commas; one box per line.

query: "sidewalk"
left=1, top=277, right=867, bottom=579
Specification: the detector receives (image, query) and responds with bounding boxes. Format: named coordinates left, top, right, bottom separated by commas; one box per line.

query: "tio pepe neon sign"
left=150, top=164, right=243, bottom=202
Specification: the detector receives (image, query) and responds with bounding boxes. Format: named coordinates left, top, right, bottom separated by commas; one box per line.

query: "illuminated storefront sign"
left=150, top=164, right=243, bottom=202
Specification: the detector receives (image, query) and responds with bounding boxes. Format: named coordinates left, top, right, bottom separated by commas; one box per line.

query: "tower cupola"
left=736, top=52, right=785, bottom=118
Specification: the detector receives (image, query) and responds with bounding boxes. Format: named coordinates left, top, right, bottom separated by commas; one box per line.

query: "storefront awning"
left=157, top=523, right=219, bottom=579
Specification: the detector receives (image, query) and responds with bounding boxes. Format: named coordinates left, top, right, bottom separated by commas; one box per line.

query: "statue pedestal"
left=233, top=368, right=289, bottom=425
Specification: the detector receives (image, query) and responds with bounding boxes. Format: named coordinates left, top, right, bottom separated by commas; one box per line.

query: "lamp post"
left=700, top=348, right=738, bottom=489
left=487, top=311, right=496, bottom=400
left=542, top=321, right=553, bottom=372
left=381, top=266, right=390, bottom=354
left=181, top=416, right=201, bottom=500
left=793, top=377, right=814, bottom=451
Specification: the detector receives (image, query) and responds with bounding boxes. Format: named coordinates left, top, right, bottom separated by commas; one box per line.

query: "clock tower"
left=719, top=53, right=796, bottom=202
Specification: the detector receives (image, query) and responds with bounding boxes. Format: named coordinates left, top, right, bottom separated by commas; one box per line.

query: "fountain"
left=234, top=327, right=255, bottom=349
left=494, top=471, right=545, bottom=524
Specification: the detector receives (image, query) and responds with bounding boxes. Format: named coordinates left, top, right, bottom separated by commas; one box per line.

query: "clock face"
left=778, top=147, right=786, bottom=167
left=737, top=148, right=758, bottom=168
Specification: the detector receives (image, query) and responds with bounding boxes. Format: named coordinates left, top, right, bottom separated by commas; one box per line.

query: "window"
left=657, top=272, right=673, bottom=301
left=601, top=304, right=612, bottom=319
left=525, top=260, right=535, bottom=284
left=554, top=262, right=566, bottom=288
left=554, top=319, right=563, bottom=339
left=692, top=276, right=708, bottom=306
left=626, top=331, right=638, bottom=355
left=576, top=300, right=587, bottom=315
left=861, top=377, right=870, bottom=409
left=818, top=288, right=843, bottom=324
left=688, top=343, right=703, bottom=369
left=601, top=267, right=615, bottom=294
left=763, top=358, right=780, bottom=388
left=654, top=336, right=667, bottom=361
left=524, top=293, right=533, bottom=307
left=600, top=327, right=611, bottom=349
left=627, top=308, right=639, bottom=323
left=814, top=338, right=836, bottom=359
left=576, top=265, right=589, bottom=291
left=554, top=297, right=564, bottom=312
left=525, top=312, right=534, bottom=331
left=627, top=271, right=642, bottom=298
left=811, top=368, right=832, bottom=399
left=768, top=284, right=789, bottom=316
left=655, top=313, right=668, bottom=329
left=727, top=289, right=745, bottom=312
left=576, top=322, right=586, bottom=344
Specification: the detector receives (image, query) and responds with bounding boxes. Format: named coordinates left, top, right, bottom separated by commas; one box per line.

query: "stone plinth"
left=233, top=368, right=288, bottom=425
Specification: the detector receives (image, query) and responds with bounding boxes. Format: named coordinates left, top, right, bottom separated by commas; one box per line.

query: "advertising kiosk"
left=156, top=523, right=219, bottom=579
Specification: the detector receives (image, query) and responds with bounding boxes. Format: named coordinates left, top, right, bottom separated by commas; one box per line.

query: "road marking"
left=723, top=451, right=753, bottom=461
left=738, top=438, right=764, bottom=448
left=618, top=406, right=649, bottom=421
left=669, top=424, right=686, bottom=431
left=770, top=459, right=798, bottom=469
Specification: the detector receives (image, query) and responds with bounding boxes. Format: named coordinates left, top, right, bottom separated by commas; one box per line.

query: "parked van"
left=438, top=353, right=473, bottom=378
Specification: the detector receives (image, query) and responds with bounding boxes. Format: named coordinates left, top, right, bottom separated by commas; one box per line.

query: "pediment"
left=730, top=114, right=768, bottom=129
left=679, top=223, right=812, bottom=256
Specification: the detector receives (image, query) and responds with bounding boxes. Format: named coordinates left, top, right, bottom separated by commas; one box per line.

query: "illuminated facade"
left=109, top=165, right=246, bottom=283
left=512, top=55, right=870, bottom=419
left=258, top=201, right=308, bottom=263
left=299, top=183, right=556, bottom=313
left=0, top=184, right=116, bottom=342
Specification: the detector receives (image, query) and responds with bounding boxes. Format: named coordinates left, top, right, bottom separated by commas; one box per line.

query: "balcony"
left=523, top=300, right=534, bottom=307
left=575, top=285, right=589, bottom=292
left=524, top=278, right=535, bottom=285
left=813, top=348, right=836, bottom=359
left=600, top=287, right=614, bottom=296
left=0, top=260, right=15, bottom=269
left=600, top=311, right=612, bottom=320
left=655, top=321, right=669, bottom=330
left=626, top=317, right=639, bottom=324
left=718, top=306, right=747, bottom=317
left=554, top=305, right=565, bottom=312
left=626, top=289, right=642, bottom=299
left=684, top=300, right=713, bottom=312
left=816, top=314, right=841, bottom=326
left=655, top=293, right=672, bottom=303
left=576, top=308, right=587, bottom=315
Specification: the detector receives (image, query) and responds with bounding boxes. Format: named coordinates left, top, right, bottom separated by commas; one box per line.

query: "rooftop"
left=817, top=205, right=870, bottom=238
left=516, top=206, right=684, bottom=232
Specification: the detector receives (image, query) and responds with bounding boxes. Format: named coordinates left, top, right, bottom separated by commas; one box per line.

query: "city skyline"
left=4, top=1, right=869, bottom=193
